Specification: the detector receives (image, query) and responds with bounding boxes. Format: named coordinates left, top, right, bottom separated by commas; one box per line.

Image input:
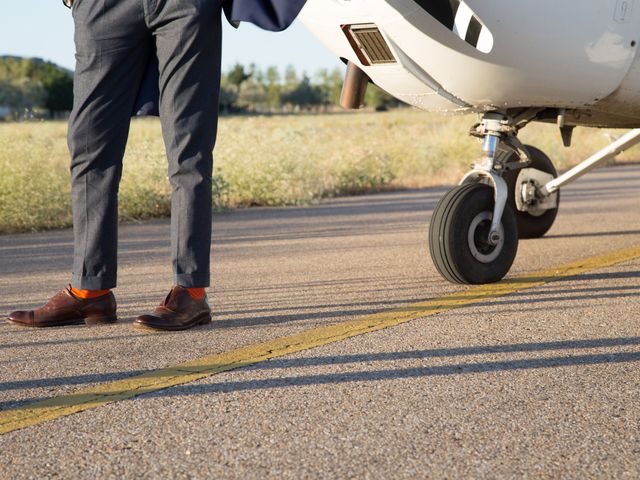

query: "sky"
left=1, top=1, right=343, bottom=76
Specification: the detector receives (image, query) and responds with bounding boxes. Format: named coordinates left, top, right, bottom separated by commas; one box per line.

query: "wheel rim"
left=467, top=212, right=504, bottom=263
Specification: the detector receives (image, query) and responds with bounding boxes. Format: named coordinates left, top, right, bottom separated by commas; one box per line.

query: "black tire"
left=504, top=145, right=559, bottom=239
left=429, top=183, right=519, bottom=284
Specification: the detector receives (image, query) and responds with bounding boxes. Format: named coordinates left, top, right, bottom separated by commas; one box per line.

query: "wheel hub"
left=468, top=212, right=504, bottom=263
left=515, top=167, right=558, bottom=216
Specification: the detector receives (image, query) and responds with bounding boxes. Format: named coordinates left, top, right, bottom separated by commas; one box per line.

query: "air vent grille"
left=343, top=24, right=397, bottom=65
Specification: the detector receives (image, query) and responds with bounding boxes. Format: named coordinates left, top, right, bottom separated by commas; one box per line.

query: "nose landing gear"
left=429, top=112, right=559, bottom=284
left=429, top=182, right=519, bottom=284
left=429, top=114, right=640, bottom=284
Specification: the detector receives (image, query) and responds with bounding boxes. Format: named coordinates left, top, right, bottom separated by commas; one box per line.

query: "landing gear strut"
left=429, top=113, right=640, bottom=285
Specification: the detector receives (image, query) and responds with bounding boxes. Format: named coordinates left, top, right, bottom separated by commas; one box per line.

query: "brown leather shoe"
left=7, top=286, right=117, bottom=328
left=133, top=286, right=211, bottom=331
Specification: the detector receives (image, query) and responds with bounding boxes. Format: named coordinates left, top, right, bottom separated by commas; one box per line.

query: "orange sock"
left=71, top=288, right=111, bottom=299
left=186, top=287, right=206, bottom=300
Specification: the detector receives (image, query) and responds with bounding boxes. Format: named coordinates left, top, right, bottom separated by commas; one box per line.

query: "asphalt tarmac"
left=0, top=165, right=639, bottom=478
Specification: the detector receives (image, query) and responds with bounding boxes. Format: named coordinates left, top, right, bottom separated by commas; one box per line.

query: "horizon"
left=0, top=50, right=343, bottom=79
left=2, top=2, right=343, bottom=75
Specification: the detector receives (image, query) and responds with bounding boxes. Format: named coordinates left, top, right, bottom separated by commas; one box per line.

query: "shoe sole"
left=133, top=313, right=212, bottom=332
left=6, top=316, right=118, bottom=328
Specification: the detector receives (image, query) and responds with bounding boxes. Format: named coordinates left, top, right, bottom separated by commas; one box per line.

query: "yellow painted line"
left=2, top=245, right=640, bottom=435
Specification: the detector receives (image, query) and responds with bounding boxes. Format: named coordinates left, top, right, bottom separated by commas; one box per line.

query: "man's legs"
left=69, top=0, right=152, bottom=290
left=132, top=0, right=221, bottom=331
left=151, top=0, right=222, bottom=289
left=7, top=0, right=152, bottom=328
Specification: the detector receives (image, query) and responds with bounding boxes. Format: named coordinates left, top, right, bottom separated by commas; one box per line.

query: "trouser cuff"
left=174, top=273, right=210, bottom=288
left=71, top=275, right=117, bottom=290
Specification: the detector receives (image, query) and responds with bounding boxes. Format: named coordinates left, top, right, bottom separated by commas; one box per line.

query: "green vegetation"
left=1, top=110, right=638, bottom=234
left=0, top=56, right=397, bottom=118
left=0, top=56, right=73, bottom=119
left=220, top=63, right=398, bottom=113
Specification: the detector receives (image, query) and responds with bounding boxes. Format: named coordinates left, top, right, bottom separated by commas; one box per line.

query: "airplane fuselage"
left=301, top=0, right=640, bottom=127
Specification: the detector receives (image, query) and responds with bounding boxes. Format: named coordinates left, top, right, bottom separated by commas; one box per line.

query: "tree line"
left=220, top=63, right=400, bottom=113
left=0, top=57, right=400, bottom=120
left=0, top=56, right=73, bottom=119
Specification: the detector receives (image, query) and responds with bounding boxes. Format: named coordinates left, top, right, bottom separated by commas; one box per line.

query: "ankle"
left=70, top=288, right=111, bottom=299
left=185, top=287, right=206, bottom=300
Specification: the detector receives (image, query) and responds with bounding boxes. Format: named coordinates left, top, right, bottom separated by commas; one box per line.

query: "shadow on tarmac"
left=4, top=278, right=638, bottom=334
left=545, top=229, right=640, bottom=240
left=2, top=336, right=640, bottom=410
left=2, top=258, right=640, bottom=412
left=145, top=345, right=640, bottom=397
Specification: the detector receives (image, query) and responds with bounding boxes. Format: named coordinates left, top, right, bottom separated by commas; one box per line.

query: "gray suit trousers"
left=68, top=0, right=222, bottom=290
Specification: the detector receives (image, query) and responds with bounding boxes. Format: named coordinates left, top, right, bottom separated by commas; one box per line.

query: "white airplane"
left=299, top=0, right=640, bottom=284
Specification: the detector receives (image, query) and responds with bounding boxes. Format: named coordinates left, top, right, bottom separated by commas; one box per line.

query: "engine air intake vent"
left=343, top=24, right=397, bottom=66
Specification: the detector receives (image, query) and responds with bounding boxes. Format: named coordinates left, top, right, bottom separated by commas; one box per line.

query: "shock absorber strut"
left=340, top=61, right=370, bottom=109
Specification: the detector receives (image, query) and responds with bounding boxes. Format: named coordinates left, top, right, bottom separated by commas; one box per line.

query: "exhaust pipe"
left=340, top=61, right=370, bottom=109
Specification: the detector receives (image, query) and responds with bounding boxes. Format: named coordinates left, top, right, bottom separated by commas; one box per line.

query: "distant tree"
left=316, top=68, right=343, bottom=107
left=281, top=75, right=324, bottom=111
left=227, top=63, right=252, bottom=98
left=0, top=81, right=21, bottom=108
left=0, top=78, right=46, bottom=118
left=0, top=56, right=73, bottom=117
left=214, top=62, right=401, bottom=114
left=219, top=74, right=239, bottom=113
left=283, top=65, right=299, bottom=89
left=239, top=80, right=268, bottom=111
left=249, top=63, right=263, bottom=84
left=365, top=84, right=401, bottom=111
left=281, top=66, right=300, bottom=112
left=264, top=66, right=281, bottom=110
left=43, top=72, right=73, bottom=116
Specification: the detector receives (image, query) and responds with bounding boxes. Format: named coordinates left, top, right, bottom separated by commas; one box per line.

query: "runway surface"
left=1, top=165, right=639, bottom=478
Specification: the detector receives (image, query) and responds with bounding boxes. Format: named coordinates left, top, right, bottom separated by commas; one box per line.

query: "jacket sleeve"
left=223, top=0, right=307, bottom=31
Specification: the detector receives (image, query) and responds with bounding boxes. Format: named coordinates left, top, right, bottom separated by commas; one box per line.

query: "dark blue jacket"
left=134, top=0, right=306, bottom=116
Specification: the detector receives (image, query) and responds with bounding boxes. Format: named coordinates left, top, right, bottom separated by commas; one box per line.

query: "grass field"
left=1, top=109, right=638, bottom=234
